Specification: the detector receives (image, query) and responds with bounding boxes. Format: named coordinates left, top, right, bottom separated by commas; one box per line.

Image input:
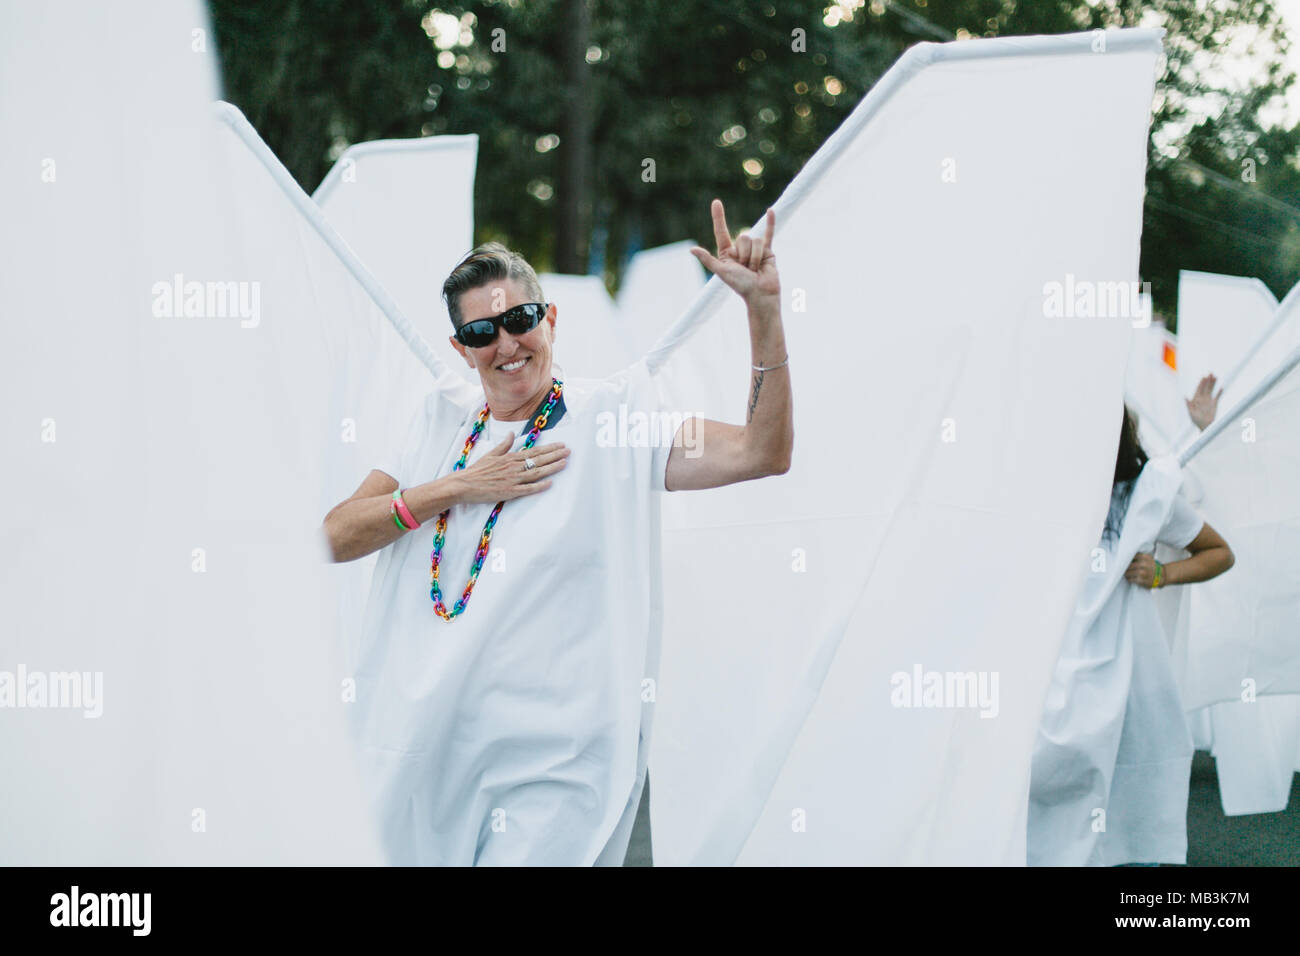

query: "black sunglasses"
left=453, top=302, right=548, bottom=348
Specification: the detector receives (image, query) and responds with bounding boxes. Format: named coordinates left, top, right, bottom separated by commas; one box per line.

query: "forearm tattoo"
left=747, top=368, right=765, bottom=423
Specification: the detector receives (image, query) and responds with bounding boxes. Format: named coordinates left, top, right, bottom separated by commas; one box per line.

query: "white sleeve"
left=1158, top=491, right=1204, bottom=550
left=375, top=399, right=426, bottom=485
left=625, top=361, right=675, bottom=493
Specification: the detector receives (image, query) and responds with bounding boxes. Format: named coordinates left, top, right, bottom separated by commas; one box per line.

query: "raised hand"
left=690, top=199, right=780, bottom=305
left=1185, top=373, right=1222, bottom=431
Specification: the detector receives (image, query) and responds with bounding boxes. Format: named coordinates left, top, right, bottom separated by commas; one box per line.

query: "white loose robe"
left=1029, top=457, right=1204, bottom=866
left=354, top=362, right=673, bottom=865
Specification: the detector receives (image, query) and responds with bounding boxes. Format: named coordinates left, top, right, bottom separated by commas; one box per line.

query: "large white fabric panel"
left=538, top=272, right=637, bottom=379
left=314, top=136, right=478, bottom=377
left=1176, top=270, right=1277, bottom=409
left=618, top=241, right=708, bottom=357
left=0, top=0, right=398, bottom=863
left=1174, top=354, right=1300, bottom=710
left=646, top=30, right=1163, bottom=865
left=1212, top=282, right=1300, bottom=420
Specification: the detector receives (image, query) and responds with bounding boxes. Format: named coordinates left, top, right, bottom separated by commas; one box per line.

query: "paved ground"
left=623, top=775, right=653, bottom=866
left=1187, top=750, right=1300, bottom=866
left=623, top=753, right=1300, bottom=865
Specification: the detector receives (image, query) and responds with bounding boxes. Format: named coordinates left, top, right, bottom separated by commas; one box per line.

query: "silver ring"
left=523, top=457, right=536, bottom=471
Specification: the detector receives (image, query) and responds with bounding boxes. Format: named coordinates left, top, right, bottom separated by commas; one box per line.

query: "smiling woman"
left=444, top=244, right=560, bottom=422
left=319, top=201, right=792, bottom=865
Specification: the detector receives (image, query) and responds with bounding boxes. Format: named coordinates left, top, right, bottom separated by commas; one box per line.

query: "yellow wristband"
left=1152, top=561, right=1164, bottom=589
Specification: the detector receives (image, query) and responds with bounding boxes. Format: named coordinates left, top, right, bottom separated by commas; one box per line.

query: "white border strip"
left=211, top=101, right=449, bottom=380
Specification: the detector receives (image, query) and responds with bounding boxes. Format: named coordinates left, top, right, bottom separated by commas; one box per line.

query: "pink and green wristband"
left=391, top=489, right=421, bottom=531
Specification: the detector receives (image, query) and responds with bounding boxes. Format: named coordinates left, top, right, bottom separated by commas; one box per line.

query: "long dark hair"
left=1103, top=406, right=1148, bottom=545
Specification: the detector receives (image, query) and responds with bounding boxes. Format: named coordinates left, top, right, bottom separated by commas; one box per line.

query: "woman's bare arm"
left=1125, top=520, right=1234, bottom=588
left=1161, top=521, right=1234, bottom=586
left=322, top=439, right=570, bottom=563
left=666, top=202, right=793, bottom=491
left=323, top=469, right=453, bottom=563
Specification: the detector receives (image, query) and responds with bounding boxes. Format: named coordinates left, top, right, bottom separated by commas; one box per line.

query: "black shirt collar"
left=509, top=381, right=565, bottom=435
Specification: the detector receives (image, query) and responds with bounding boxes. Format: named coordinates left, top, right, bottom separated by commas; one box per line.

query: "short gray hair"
left=442, top=241, right=545, bottom=327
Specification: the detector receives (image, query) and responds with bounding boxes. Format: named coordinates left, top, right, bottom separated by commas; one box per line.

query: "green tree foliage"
left=209, top=0, right=1300, bottom=313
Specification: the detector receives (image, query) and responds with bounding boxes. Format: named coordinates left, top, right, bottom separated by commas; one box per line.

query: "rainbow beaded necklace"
left=429, top=378, right=563, bottom=620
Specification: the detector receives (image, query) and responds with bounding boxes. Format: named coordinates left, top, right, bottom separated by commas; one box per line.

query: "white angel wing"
left=1219, top=281, right=1300, bottom=416
left=1174, top=346, right=1300, bottom=709
left=314, top=134, right=479, bottom=378
left=1171, top=347, right=1300, bottom=814
left=617, top=241, right=708, bottom=357
left=1162, top=273, right=1300, bottom=817
left=1165, top=271, right=1300, bottom=452
left=643, top=29, right=1164, bottom=865
left=537, top=272, right=637, bottom=379
left=1176, top=270, right=1278, bottom=404
left=1, top=0, right=1170, bottom=867
left=0, top=0, right=467, bottom=863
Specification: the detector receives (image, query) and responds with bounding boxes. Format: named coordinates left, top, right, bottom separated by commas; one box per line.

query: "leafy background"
left=209, top=0, right=1300, bottom=323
